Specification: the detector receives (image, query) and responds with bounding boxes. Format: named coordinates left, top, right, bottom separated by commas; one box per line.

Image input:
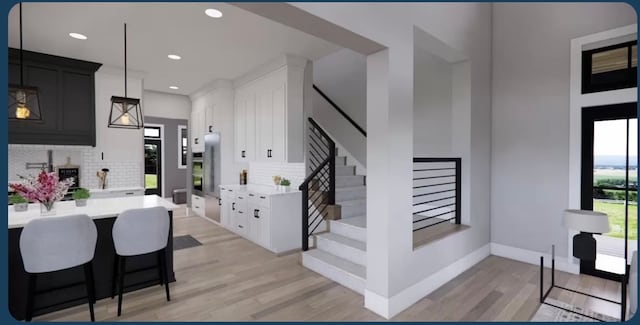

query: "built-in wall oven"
left=192, top=153, right=204, bottom=196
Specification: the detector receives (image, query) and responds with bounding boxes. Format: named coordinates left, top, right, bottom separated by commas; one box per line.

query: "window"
left=144, top=126, right=161, bottom=138
left=178, top=125, right=188, bottom=168
left=582, top=41, right=637, bottom=94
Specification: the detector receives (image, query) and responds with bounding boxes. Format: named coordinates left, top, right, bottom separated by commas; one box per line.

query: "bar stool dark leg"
left=156, top=250, right=164, bottom=287
left=117, top=256, right=126, bottom=317
left=25, top=273, right=36, bottom=322
left=111, top=253, right=119, bottom=299
left=83, top=262, right=96, bottom=322
left=160, top=248, right=170, bottom=302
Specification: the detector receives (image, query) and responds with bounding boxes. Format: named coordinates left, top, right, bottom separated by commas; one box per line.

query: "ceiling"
left=8, top=2, right=341, bottom=96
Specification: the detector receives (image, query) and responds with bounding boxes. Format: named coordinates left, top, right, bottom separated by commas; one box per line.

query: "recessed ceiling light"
left=205, top=8, right=223, bottom=18
left=69, top=32, right=87, bottom=40
left=168, top=54, right=181, bottom=60
left=169, top=86, right=179, bottom=90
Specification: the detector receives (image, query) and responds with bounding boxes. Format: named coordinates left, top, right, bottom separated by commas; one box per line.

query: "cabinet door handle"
left=195, top=138, right=199, bottom=144
left=238, top=211, right=243, bottom=214
left=241, top=150, right=246, bottom=158
left=248, top=193, right=255, bottom=197
left=238, top=225, right=244, bottom=229
left=254, top=209, right=259, bottom=218
left=232, top=202, right=235, bottom=211
left=208, top=125, right=213, bottom=132
left=125, top=192, right=134, bottom=195
left=259, top=196, right=266, bottom=199
left=218, top=198, right=222, bottom=206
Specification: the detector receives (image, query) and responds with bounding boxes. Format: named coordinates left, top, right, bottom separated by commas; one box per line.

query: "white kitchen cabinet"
left=219, top=186, right=232, bottom=227
left=219, top=184, right=301, bottom=253
left=191, top=194, right=205, bottom=217
left=234, top=91, right=255, bottom=162
left=233, top=56, right=306, bottom=163
left=190, top=105, right=205, bottom=153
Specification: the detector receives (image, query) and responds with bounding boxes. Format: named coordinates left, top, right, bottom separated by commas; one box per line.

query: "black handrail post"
left=328, top=142, right=336, bottom=205
left=540, top=256, right=544, bottom=303
left=302, top=188, right=309, bottom=251
left=455, top=158, right=461, bottom=225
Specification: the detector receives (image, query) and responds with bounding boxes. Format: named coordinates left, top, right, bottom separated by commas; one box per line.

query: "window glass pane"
left=632, top=45, right=637, bottom=68
left=144, top=127, right=160, bottom=138
left=592, top=47, right=629, bottom=74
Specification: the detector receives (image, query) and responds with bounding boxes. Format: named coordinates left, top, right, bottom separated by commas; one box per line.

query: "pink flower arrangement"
left=9, top=170, right=74, bottom=210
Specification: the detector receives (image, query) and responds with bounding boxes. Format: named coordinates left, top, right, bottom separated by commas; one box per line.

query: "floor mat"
left=173, top=235, right=203, bottom=251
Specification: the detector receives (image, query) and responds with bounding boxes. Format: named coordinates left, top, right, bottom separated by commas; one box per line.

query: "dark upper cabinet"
left=8, top=48, right=102, bottom=146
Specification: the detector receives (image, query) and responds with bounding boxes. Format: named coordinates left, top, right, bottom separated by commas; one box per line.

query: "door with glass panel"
left=144, top=127, right=162, bottom=196
left=581, top=103, right=637, bottom=280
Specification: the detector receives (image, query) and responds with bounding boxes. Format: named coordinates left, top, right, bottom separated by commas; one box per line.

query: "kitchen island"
left=8, top=195, right=178, bottom=320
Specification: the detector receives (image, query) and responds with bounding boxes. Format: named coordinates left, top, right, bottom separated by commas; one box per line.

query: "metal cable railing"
left=412, top=158, right=461, bottom=232
left=299, top=118, right=335, bottom=251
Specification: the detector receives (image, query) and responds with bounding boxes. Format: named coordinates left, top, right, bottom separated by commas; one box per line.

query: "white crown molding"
left=189, top=79, right=234, bottom=101
left=233, top=54, right=308, bottom=89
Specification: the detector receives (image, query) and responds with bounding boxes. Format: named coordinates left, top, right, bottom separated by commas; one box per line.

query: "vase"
left=13, top=203, right=28, bottom=212
left=40, top=201, right=57, bottom=216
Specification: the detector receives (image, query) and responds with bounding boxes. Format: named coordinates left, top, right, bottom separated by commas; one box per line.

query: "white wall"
left=313, top=48, right=367, bottom=129
left=311, top=49, right=367, bottom=168
left=491, top=3, right=637, bottom=258
left=143, top=90, right=191, bottom=120
left=413, top=48, right=453, bottom=157
left=293, top=2, right=492, bottom=318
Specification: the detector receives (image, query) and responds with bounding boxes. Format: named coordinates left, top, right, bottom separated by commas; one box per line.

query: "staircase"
left=302, top=152, right=367, bottom=294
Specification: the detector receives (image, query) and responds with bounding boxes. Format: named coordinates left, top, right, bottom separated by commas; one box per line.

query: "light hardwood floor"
left=35, top=208, right=624, bottom=322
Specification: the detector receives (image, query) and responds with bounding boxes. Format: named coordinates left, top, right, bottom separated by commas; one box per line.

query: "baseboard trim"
left=364, top=243, right=491, bottom=319
left=490, top=243, right=579, bottom=274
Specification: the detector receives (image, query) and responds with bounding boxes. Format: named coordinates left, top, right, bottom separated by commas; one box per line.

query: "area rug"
left=173, top=235, right=203, bottom=251
left=531, top=298, right=619, bottom=322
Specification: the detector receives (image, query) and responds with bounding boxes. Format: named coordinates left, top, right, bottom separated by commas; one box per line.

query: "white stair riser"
left=302, top=253, right=365, bottom=294
left=335, top=156, right=347, bottom=166
left=336, top=176, right=365, bottom=188
left=317, top=237, right=366, bottom=266
left=336, top=186, right=366, bottom=201
left=330, top=220, right=366, bottom=242
left=336, top=165, right=356, bottom=176
left=340, top=202, right=366, bottom=219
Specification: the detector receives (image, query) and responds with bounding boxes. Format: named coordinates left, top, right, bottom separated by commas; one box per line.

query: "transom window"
left=582, top=41, right=637, bottom=94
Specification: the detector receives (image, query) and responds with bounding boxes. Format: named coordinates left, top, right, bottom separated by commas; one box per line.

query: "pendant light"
left=108, top=23, right=143, bottom=129
left=8, top=2, right=42, bottom=121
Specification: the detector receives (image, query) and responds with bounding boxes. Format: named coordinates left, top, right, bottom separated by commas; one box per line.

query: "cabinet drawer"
left=248, top=192, right=270, bottom=208
left=111, top=189, right=144, bottom=197
left=191, top=195, right=205, bottom=216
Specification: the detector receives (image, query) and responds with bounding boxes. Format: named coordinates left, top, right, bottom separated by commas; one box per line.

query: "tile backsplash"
left=8, top=144, right=141, bottom=189
left=248, top=162, right=305, bottom=189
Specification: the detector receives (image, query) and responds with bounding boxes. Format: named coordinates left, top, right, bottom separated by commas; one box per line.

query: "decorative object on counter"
left=240, top=169, right=248, bottom=185
left=9, top=170, right=74, bottom=216
left=9, top=194, right=29, bottom=212
left=272, top=175, right=282, bottom=186
left=279, top=178, right=291, bottom=192
left=8, top=3, right=42, bottom=122
left=96, top=168, right=110, bottom=189
left=72, top=188, right=91, bottom=207
left=108, top=23, right=143, bottom=129
left=57, top=157, right=80, bottom=191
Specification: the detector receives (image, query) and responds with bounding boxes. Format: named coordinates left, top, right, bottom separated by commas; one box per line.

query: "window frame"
left=582, top=40, right=637, bottom=94
left=178, top=125, right=188, bottom=169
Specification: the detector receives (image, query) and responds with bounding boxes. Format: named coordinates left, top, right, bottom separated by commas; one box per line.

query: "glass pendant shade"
left=8, top=85, right=42, bottom=121
left=108, top=96, right=143, bottom=129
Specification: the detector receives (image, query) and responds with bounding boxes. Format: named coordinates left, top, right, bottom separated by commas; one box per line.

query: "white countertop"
left=219, top=184, right=301, bottom=196
left=8, top=195, right=178, bottom=229
left=89, top=187, right=144, bottom=193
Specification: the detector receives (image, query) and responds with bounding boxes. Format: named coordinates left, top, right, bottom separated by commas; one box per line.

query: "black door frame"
left=580, top=102, right=636, bottom=281
left=144, top=138, right=162, bottom=196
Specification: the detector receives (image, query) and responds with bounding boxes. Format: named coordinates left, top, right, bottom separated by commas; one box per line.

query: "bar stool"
left=19, top=214, right=97, bottom=322
left=111, top=206, right=171, bottom=316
